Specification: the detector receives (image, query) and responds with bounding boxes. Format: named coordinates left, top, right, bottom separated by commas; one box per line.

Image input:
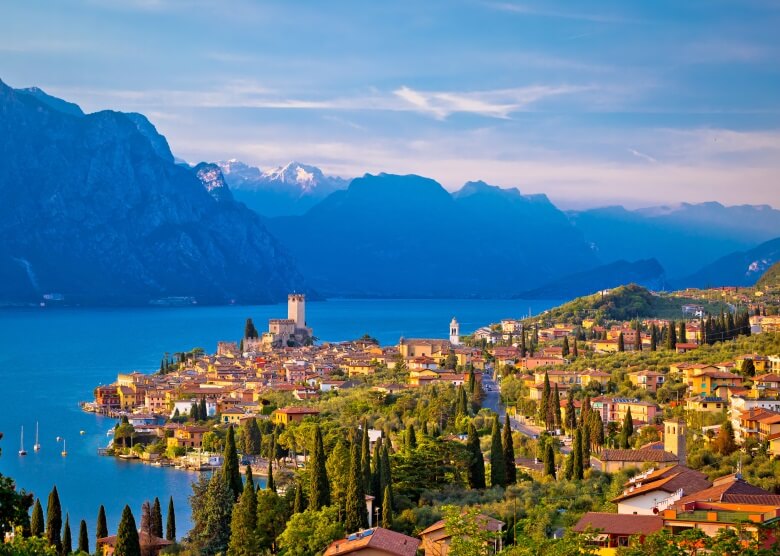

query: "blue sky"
left=2, top=0, right=779, bottom=208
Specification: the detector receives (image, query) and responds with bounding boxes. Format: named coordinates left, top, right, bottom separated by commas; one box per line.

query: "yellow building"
left=690, top=370, right=743, bottom=396
left=685, top=395, right=726, bottom=414
left=271, top=406, right=320, bottom=426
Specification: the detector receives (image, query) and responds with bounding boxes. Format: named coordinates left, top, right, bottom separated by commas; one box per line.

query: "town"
left=62, top=274, right=780, bottom=556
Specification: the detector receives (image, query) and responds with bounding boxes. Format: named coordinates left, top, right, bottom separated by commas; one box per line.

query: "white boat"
left=33, top=422, right=41, bottom=452
left=61, top=439, right=67, bottom=457
left=19, top=426, right=27, bottom=456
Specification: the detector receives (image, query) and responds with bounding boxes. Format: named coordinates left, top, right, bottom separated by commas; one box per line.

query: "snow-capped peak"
left=262, top=161, right=328, bottom=192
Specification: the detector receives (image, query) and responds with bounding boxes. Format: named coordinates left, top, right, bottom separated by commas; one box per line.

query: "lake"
left=0, top=297, right=557, bottom=539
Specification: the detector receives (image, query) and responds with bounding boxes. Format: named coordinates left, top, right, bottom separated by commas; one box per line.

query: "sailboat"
left=19, top=426, right=27, bottom=456
left=33, top=422, right=41, bottom=452
left=61, top=438, right=67, bottom=457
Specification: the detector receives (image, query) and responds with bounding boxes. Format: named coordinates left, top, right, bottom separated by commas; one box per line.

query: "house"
left=684, top=395, right=726, bottom=414
left=98, top=532, right=172, bottom=556
left=419, top=514, right=504, bottom=556
left=271, top=406, right=320, bottom=426
left=572, top=513, right=663, bottom=553
left=629, top=370, right=664, bottom=393
left=324, top=528, right=420, bottom=556
left=661, top=474, right=780, bottom=544
left=221, top=407, right=246, bottom=425
left=729, top=395, right=780, bottom=441
left=689, top=369, right=743, bottom=396
left=167, top=425, right=210, bottom=450
left=610, top=465, right=711, bottom=515
left=593, top=419, right=685, bottom=473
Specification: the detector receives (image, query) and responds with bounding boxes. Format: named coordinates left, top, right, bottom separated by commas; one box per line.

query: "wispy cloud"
left=627, top=148, right=657, bottom=163
left=486, top=1, right=634, bottom=24
left=49, top=81, right=594, bottom=120
left=393, top=84, right=593, bottom=119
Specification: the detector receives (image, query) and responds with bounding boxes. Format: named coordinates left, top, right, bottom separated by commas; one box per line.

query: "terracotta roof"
left=612, top=466, right=711, bottom=503
left=324, top=528, right=419, bottom=556
left=675, top=475, right=778, bottom=507
left=420, top=514, right=504, bottom=536
left=98, top=532, right=172, bottom=548
left=572, top=512, right=663, bottom=536
left=598, top=449, right=679, bottom=463
left=275, top=406, right=320, bottom=415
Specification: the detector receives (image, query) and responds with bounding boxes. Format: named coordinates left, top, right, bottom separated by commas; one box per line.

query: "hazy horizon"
left=2, top=0, right=779, bottom=209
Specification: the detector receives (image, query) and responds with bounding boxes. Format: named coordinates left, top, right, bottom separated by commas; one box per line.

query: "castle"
left=259, top=294, right=313, bottom=348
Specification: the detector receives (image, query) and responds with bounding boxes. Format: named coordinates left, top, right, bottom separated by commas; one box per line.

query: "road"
left=482, top=369, right=543, bottom=439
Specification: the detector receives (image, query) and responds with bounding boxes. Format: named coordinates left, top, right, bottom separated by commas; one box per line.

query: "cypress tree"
left=96, top=505, right=108, bottom=542
left=620, top=408, right=633, bottom=448
left=489, top=416, right=507, bottom=488
left=361, top=422, right=372, bottom=494
left=267, top=457, right=275, bottom=493
left=617, top=332, right=625, bottom=352
left=345, top=439, right=367, bottom=532
left=562, top=336, right=570, bottom=357
left=564, top=388, right=576, bottom=433
left=468, top=368, right=476, bottom=396
left=244, top=317, right=259, bottom=339
left=519, top=330, right=527, bottom=358
left=190, top=402, right=198, bottom=421
left=582, top=421, right=591, bottom=466
left=678, top=320, right=687, bottom=344
left=78, top=520, right=89, bottom=554
left=371, top=438, right=383, bottom=509
left=405, top=425, right=417, bottom=452
left=245, top=464, right=254, bottom=492
left=199, top=398, right=208, bottom=421
left=572, top=428, right=584, bottom=480
left=46, top=486, right=62, bottom=552
left=223, top=425, right=243, bottom=500
left=590, top=411, right=604, bottom=452
left=666, top=320, right=677, bottom=350
left=650, top=324, right=658, bottom=351
left=243, top=418, right=262, bottom=455
left=563, top=452, right=574, bottom=480
left=502, top=414, right=516, bottom=484
left=539, top=371, right=551, bottom=429
left=379, top=443, right=393, bottom=511
left=466, top=422, right=486, bottom=489
left=543, top=442, right=556, bottom=478
left=151, top=497, right=163, bottom=539
left=165, top=497, right=176, bottom=542
left=552, top=384, right=562, bottom=431
left=309, top=424, right=330, bottom=510
left=572, top=338, right=578, bottom=358
left=293, top=481, right=304, bottom=514
left=634, top=321, right=642, bottom=351
left=227, top=470, right=259, bottom=556
left=381, top=485, right=392, bottom=528
left=114, top=505, right=141, bottom=556
left=31, top=498, right=44, bottom=537
left=62, top=513, right=72, bottom=556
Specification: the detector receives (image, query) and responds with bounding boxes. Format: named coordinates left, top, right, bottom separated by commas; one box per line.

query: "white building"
left=449, top=317, right=460, bottom=346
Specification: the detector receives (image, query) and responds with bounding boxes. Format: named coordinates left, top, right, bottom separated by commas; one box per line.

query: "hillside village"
left=74, top=274, right=780, bottom=555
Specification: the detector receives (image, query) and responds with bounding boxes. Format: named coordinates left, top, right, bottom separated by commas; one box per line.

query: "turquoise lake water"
left=0, top=298, right=557, bottom=539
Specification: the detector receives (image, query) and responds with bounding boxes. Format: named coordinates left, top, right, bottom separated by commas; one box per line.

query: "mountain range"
left=217, top=159, right=348, bottom=217
left=1, top=80, right=778, bottom=304
left=0, top=79, right=304, bottom=305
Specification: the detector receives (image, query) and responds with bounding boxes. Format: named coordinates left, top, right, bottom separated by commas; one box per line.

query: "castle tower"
left=664, top=419, right=686, bottom=466
left=450, top=317, right=460, bottom=346
left=288, top=294, right=306, bottom=329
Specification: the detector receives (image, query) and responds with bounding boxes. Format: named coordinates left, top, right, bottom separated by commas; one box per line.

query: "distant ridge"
left=679, top=237, right=780, bottom=288
left=517, top=259, right=666, bottom=299
left=0, top=79, right=306, bottom=305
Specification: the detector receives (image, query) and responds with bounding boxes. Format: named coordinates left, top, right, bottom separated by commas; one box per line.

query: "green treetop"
left=222, top=425, right=243, bottom=500
left=502, top=414, right=516, bottom=484
left=46, top=486, right=62, bottom=552
left=309, top=424, right=330, bottom=511
left=114, top=505, right=141, bottom=556
left=466, top=422, right=486, bottom=489
left=490, top=416, right=507, bottom=488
